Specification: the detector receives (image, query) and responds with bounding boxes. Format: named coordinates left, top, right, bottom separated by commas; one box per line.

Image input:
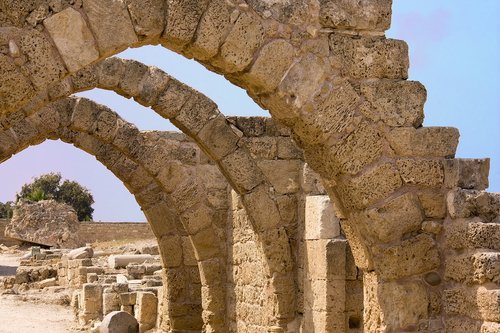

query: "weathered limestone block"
left=319, top=0, right=392, bottom=31
left=80, top=283, right=103, bottom=323
left=103, top=290, right=121, bottom=315
left=353, top=192, right=423, bottom=243
left=171, top=93, right=218, bottom=136
left=220, top=148, right=265, bottom=193
left=117, top=59, right=149, bottom=99
left=330, top=34, right=408, bottom=79
left=278, top=53, right=327, bottom=112
left=219, top=12, right=265, bottom=73
left=418, top=189, right=447, bottom=219
left=444, top=287, right=500, bottom=322
left=83, top=0, right=138, bottom=56
left=189, top=0, right=232, bottom=60
left=445, top=251, right=500, bottom=285
left=396, top=158, right=445, bottom=187
left=444, top=158, right=490, bottom=190
left=329, top=121, right=390, bottom=175
left=445, top=218, right=500, bottom=251
left=197, top=114, right=240, bottom=161
left=387, top=127, right=460, bottom=158
left=43, top=7, right=99, bottom=72
left=0, top=54, right=35, bottom=113
left=153, top=79, right=192, bottom=119
left=359, top=80, right=426, bottom=127
left=133, top=66, right=171, bottom=107
left=108, top=255, right=153, bottom=269
left=241, top=185, right=281, bottom=231
left=257, top=160, right=301, bottom=194
left=364, top=273, right=428, bottom=331
left=68, top=246, right=94, bottom=259
left=162, top=0, right=210, bottom=50
left=190, top=227, right=220, bottom=261
left=157, top=235, right=182, bottom=267
left=17, top=29, right=67, bottom=89
left=98, top=311, right=139, bottom=333
left=244, top=39, right=295, bottom=93
left=135, top=291, right=158, bottom=333
left=304, top=195, right=340, bottom=240
left=125, top=0, right=165, bottom=39
left=374, top=234, right=440, bottom=280
left=447, top=190, right=500, bottom=221
left=294, top=79, right=361, bottom=146
left=180, top=203, right=214, bottom=235
left=337, top=162, right=403, bottom=210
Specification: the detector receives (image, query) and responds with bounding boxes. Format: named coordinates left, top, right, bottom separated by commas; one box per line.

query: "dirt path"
left=0, top=252, right=80, bottom=333
left=0, top=295, right=78, bottom=333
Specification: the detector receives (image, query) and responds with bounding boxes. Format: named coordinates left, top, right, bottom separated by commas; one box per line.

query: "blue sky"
left=0, top=1, right=498, bottom=221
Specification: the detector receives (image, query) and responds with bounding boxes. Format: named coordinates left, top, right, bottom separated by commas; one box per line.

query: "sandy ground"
left=0, top=251, right=80, bottom=333
left=0, top=295, right=77, bottom=333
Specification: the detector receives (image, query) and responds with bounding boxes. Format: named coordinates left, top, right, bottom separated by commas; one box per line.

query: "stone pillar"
left=79, top=283, right=103, bottom=324
left=303, top=195, right=345, bottom=332
left=135, top=291, right=158, bottom=333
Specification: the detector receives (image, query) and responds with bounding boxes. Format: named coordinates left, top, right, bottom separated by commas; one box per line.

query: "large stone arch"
left=0, top=1, right=499, bottom=331
left=26, top=56, right=298, bottom=328
left=0, top=96, right=230, bottom=332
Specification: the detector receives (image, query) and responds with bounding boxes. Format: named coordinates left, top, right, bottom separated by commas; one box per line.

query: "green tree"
left=0, top=201, right=14, bottom=219
left=16, top=173, right=94, bottom=221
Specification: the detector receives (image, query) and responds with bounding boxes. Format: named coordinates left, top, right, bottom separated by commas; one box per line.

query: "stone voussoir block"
left=444, top=158, right=490, bottom=190
left=359, top=79, right=426, bottom=127
left=43, top=7, right=100, bottom=73
left=319, top=0, right=392, bottom=31
left=396, top=157, right=445, bottom=187
left=329, top=33, right=409, bottom=79
left=387, top=126, right=460, bottom=158
left=374, top=234, right=440, bottom=280
left=82, top=0, right=138, bottom=57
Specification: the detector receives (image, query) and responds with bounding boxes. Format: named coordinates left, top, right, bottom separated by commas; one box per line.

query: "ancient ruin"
left=0, top=0, right=499, bottom=332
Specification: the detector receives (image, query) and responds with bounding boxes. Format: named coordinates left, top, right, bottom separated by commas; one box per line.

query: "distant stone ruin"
left=5, top=200, right=82, bottom=248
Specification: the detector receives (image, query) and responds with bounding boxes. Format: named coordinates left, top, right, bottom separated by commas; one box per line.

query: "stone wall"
left=0, top=219, right=154, bottom=245
left=78, top=222, right=154, bottom=243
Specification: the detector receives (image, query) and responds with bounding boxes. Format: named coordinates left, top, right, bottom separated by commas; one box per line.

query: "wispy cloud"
left=392, top=8, right=452, bottom=69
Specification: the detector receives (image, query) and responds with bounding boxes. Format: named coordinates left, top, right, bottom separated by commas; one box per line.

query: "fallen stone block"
left=98, top=310, right=139, bottom=333
left=68, top=246, right=94, bottom=259
left=108, top=255, right=153, bottom=269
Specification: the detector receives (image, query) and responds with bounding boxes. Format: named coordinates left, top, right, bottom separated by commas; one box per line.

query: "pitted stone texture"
left=387, top=127, right=460, bottom=158
left=125, top=0, right=165, bottom=39
left=43, top=7, right=99, bottom=72
left=373, top=234, right=440, bottom=280
left=83, top=0, right=138, bottom=56
left=189, top=0, right=232, bottom=60
left=245, top=39, right=296, bottom=94
left=330, top=34, right=409, bottom=79
left=17, top=29, right=67, bottom=89
left=359, top=80, right=426, bottom=127
left=337, top=162, right=403, bottom=210
left=353, top=192, right=423, bottom=243
left=220, top=12, right=265, bottom=73
left=163, top=0, right=210, bottom=51
left=0, top=54, right=35, bottom=113
left=444, top=158, right=490, bottom=190
left=397, top=158, right=445, bottom=187
left=364, top=273, right=429, bottom=331
left=5, top=200, right=82, bottom=248
left=319, top=0, right=392, bottom=31
left=444, top=287, right=500, bottom=322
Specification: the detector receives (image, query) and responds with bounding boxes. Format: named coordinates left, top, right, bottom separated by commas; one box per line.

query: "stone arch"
left=0, top=1, right=498, bottom=331
left=0, top=96, right=230, bottom=332
left=26, top=56, right=298, bottom=328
